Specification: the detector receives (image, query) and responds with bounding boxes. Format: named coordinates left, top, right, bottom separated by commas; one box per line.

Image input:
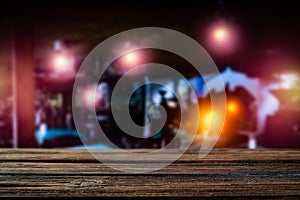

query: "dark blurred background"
left=0, top=0, right=299, bottom=149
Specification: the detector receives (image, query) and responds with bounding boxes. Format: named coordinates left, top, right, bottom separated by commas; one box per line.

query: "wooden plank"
left=0, top=174, right=299, bottom=197
left=1, top=162, right=299, bottom=175
left=0, top=149, right=299, bottom=198
left=0, top=149, right=299, bottom=162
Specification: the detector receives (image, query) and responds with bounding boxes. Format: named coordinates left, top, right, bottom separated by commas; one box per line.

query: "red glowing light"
left=54, top=55, right=68, bottom=68
left=51, top=52, right=74, bottom=74
left=120, top=51, right=143, bottom=70
left=82, top=87, right=97, bottom=109
left=207, top=21, right=239, bottom=55
left=214, top=28, right=229, bottom=42
left=124, top=52, right=138, bottom=64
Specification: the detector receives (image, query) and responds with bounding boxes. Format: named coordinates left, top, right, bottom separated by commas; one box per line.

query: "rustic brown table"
left=0, top=149, right=299, bottom=198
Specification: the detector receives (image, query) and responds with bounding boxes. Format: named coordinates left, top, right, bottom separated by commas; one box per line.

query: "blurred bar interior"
left=0, top=0, right=299, bottom=149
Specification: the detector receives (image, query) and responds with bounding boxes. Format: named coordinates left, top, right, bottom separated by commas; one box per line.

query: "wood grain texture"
left=0, top=149, right=299, bottom=198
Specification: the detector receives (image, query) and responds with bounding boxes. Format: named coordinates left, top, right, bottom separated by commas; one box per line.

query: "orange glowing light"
left=227, top=102, right=237, bottom=113
left=201, top=110, right=222, bottom=135
left=204, top=112, right=212, bottom=125
left=203, top=111, right=214, bottom=132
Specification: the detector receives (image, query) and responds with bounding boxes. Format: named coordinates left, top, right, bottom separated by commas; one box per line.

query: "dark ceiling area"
left=0, top=0, right=299, bottom=78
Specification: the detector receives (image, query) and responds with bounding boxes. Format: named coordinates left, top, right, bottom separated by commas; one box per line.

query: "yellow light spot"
left=203, top=111, right=213, bottom=132
left=227, top=102, right=237, bottom=113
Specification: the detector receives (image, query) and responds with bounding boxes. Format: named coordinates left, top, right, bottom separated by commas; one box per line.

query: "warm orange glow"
left=204, top=111, right=212, bottom=127
left=227, top=102, right=237, bottom=113
left=201, top=110, right=223, bottom=137
left=203, top=111, right=214, bottom=132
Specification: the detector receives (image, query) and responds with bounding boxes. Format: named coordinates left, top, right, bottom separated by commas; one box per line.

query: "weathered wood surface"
left=0, top=149, right=299, bottom=198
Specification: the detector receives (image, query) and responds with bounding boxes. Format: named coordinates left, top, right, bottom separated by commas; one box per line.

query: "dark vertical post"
left=13, top=15, right=37, bottom=148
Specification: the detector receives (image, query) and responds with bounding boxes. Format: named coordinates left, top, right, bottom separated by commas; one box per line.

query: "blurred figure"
left=159, top=90, right=179, bottom=148
left=65, top=107, right=74, bottom=129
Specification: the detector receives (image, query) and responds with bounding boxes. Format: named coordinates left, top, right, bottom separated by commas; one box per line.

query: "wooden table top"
left=0, top=149, right=299, bottom=198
